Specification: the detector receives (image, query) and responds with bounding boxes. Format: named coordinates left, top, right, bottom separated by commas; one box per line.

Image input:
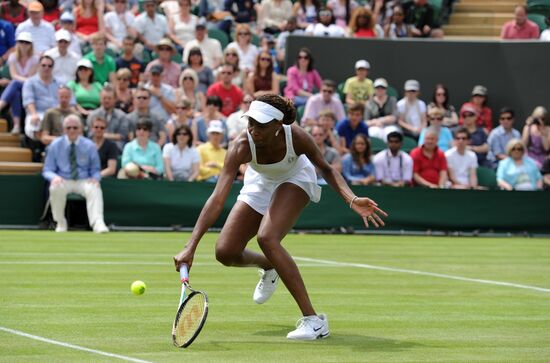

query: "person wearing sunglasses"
left=206, top=63, right=244, bottom=117
left=91, top=117, right=119, bottom=178
left=305, top=7, right=345, bottom=37
left=460, top=104, right=490, bottom=168
left=163, top=124, right=200, bottom=182
left=418, top=108, right=453, bottom=152
left=120, top=117, right=164, bottom=179
left=127, top=86, right=168, bottom=148
left=327, top=0, right=358, bottom=29
left=15, top=1, right=56, bottom=53
left=521, top=106, right=550, bottom=168
left=283, top=47, right=322, bottom=108
left=175, top=68, right=205, bottom=112
left=115, top=36, right=144, bottom=88
left=182, top=21, right=223, bottom=70
left=459, top=85, right=493, bottom=134
left=244, top=52, right=279, bottom=98
left=384, top=4, right=411, bottom=39
left=42, top=114, right=109, bottom=233
left=226, top=24, right=259, bottom=73
left=496, top=139, right=542, bottom=191
left=487, top=107, right=521, bottom=169
left=301, top=79, right=345, bottom=127
left=445, top=128, right=479, bottom=190
left=348, top=7, right=383, bottom=38
left=428, top=84, right=458, bottom=128
left=44, top=30, right=79, bottom=86
left=145, top=38, right=180, bottom=88
left=226, top=94, right=253, bottom=141
left=166, top=0, right=198, bottom=52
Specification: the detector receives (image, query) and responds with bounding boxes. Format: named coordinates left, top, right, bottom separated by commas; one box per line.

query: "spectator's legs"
left=49, top=180, right=76, bottom=232
left=0, top=80, right=24, bottom=132
left=77, top=180, right=107, bottom=230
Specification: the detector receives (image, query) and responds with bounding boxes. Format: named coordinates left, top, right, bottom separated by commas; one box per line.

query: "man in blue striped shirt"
left=42, top=114, right=109, bottom=233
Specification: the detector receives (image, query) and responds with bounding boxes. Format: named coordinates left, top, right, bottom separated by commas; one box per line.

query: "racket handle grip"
left=179, top=264, right=189, bottom=283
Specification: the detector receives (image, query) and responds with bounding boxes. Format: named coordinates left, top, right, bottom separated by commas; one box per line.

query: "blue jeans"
left=1, top=80, right=23, bottom=118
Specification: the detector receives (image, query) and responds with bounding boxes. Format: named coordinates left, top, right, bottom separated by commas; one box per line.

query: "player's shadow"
left=251, top=325, right=422, bottom=353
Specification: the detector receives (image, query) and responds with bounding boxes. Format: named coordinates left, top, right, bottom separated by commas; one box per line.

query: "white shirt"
left=182, top=37, right=223, bottom=69
left=44, top=47, right=79, bottom=85
left=15, top=19, right=56, bottom=53
left=397, top=98, right=427, bottom=129
left=305, top=23, right=346, bottom=37
left=226, top=42, right=259, bottom=72
left=162, top=143, right=200, bottom=181
left=540, top=29, right=550, bottom=41
left=226, top=109, right=247, bottom=140
left=134, top=13, right=168, bottom=44
left=105, top=11, right=136, bottom=42
left=373, top=149, right=413, bottom=183
left=445, top=147, right=478, bottom=186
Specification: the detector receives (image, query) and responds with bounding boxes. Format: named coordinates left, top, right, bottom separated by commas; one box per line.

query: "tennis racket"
left=172, top=264, right=209, bottom=348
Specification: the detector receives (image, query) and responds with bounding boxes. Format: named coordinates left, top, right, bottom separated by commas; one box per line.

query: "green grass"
left=0, top=231, right=549, bottom=362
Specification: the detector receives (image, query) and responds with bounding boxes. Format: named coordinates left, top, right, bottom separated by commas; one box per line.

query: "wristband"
left=349, top=196, right=358, bottom=209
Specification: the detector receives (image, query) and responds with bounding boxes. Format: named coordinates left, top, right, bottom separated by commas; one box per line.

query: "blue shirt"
left=341, top=153, right=375, bottom=183
left=0, top=20, right=15, bottom=59
left=43, top=136, right=101, bottom=182
left=336, top=119, right=369, bottom=148
left=487, top=125, right=521, bottom=165
left=121, top=139, right=164, bottom=175
left=22, top=75, right=60, bottom=113
left=15, top=19, right=56, bottom=54
left=496, top=156, right=542, bottom=190
left=418, top=126, right=453, bottom=152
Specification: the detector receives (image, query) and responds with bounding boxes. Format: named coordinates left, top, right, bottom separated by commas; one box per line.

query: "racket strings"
left=174, top=294, right=207, bottom=346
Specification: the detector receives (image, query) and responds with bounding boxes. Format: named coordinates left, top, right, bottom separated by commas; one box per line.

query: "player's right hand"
left=173, top=246, right=194, bottom=271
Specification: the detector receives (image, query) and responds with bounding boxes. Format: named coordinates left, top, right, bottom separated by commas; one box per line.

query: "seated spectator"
left=90, top=116, right=119, bottom=178
left=445, top=128, right=479, bottom=189
left=292, top=0, right=321, bottom=30
left=163, top=124, right=200, bottom=181
left=343, top=59, right=373, bottom=107
left=428, top=84, right=458, bottom=128
left=348, top=7, right=383, bottom=38
left=284, top=47, right=322, bottom=107
left=0, top=32, right=39, bottom=134
left=115, top=36, right=144, bottom=88
left=15, top=2, right=56, bottom=54
left=87, top=85, right=131, bottom=150
left=541, top=15, right=550, bottom=41
left=196, top=95, right=228, bottom=144
left=40, top=86, right=78, bottom=146
left=244, top=52, right=279, bottom=98
left=311, top=125, right=341, bottom=184
left=175, top=68, right=205, bottom=113
left=497, top=139, right=542, bottom=191
left=419, top=108, right=453, bottom=152
left=214, top=47, right=244, bottom=88
left=373, top=130, right=413, bottom=187
left=459, top=85, right=492, bottom=133
left=370, top=0, right=396, bottom=26
left=384, top=4, right=411, bottom=39
left=134, top=0, right=169, bottom=55
left=541, top=155, right=550, bottom=190
left=113, top=68, right=134, bottom=113
left=73, top=0, right=105, bottom=44
left=45, top=30, right=79, bottom=86
left=119, top=118, right=164, bottom=179
left=224, top=0, right=256, bottom=24
left=397, top=79, right=427, bottom=140
left=183, top=21, right=223, bottom=70
left=167, top=0, right=198, bottom=52
left=67, top=59, right=102, bottom=117
left=327, top=0, right=358, bottom=29
left=42, top=114, right=109, bottom=233
left=342, top=134, right=376, bottom=185
left=365, top=78, right=399, bottom=141
left=1, top=0, right=27, bottom=28
left=318, top=109, right=342, bottom=154
left=104, top=0, right=137, bottom=53
left=59, top=12, right=82, bottom=56
left=206, top=63, right=244, bottom=117
left=521, top=106, right=550, bottom=168
left=487, top=107, right=521, bottom=168
left=23, top=55, right=60, bottom=141
left=275, top=17, right=304, bottom=70
left=127, top=86, right=167, bottom=147
left=461, top=104, right=490, bottom=167
left=145, top=38, right=180, bottom=88
left=500, top=5, right=539, bottom=40
left=145, top=64, right=176, bottom=121
left=410, top=127, right=448, bottom=188
left=42, top=0, right=61, bottom=27
left=305, top=7, right=346, bottom=37
left=226, top=94, right=253, bottom=141
left=166, top=96, right=197, bottom=142
left=337, top=102, right=369, bottom=152
left=226, top=24, right=259, bottom=74
left=196, top=120, right=227, bottom=182
left=258, top=0, right=293, bottom=34
left=83, top=34, right=116, bottom=85
left=301, top=79, right=345, bottom=127
left=403, top=0, right=444, bottom=38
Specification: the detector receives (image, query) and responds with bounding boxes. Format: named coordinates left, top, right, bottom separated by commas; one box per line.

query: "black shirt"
left=116, top=56, right=144, bottom=88
left=97, top=138, right=120, bottom=172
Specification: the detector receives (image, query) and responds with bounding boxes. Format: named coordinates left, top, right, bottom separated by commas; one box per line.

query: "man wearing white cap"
left=343, top=59, right=374, bottom=107
left=15, top=1, right=56, bottom=54
left=196, top=120, right=227, bottom=182
left=59, top=12, right=82, bottom=56
left=397, top=79, right=427, bottom=139
left=45, top=30, right=79, bottom=85
left=174, top=94, right=387, bottom=341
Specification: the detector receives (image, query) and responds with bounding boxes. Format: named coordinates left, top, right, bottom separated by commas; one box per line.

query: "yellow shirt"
left=196, top=142, right=227, bottom=181
left=343, top=76, right=374, bottom=103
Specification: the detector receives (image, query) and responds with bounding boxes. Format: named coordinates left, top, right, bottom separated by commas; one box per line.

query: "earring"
left=275, top=128, right=281, bottom=137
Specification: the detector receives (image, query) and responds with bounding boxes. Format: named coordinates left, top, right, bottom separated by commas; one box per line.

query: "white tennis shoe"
left=287, top=314, right=330, bottom=340
left=253, top=268, right=279, bottom=304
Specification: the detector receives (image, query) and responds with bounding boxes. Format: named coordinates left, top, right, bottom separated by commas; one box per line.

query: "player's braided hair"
left=256, top=94, right=297, bottom=125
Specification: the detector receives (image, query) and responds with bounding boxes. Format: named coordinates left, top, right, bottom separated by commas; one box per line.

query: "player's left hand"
left=351, top=197, right=388, bottom=228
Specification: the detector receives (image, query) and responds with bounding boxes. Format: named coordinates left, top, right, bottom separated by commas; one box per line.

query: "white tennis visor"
left=241, top=100, right=284, bottom=124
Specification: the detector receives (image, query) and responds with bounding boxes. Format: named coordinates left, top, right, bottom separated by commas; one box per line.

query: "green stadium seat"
left=337, top=82, right=346, bottom=103
left=528, top=13, right=549, bottom=31
left=296, top=105, right=305, bottom=123
left=171, top=52, right=183, bottom=64
left=387, top=85, right=399, bottom=99
left=105, top=47, right=118, bottom=58
left=279, top=78, right=287, bottom=96
left=208, top=28, right=229, bottom=50
left=429, top=0, right=442, bottom=21
left=477, top=166, right=498, bottom=189
left=251, top=33, right=260, bottom=47
left=0, top=63, right=11, bottom=80
left=370, top=137, right=386, bottom=153
left=402, top=136, right=417, bottom=152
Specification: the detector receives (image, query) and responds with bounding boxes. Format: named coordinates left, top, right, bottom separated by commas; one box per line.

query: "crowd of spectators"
left=0, top=0, right=548, bottom=198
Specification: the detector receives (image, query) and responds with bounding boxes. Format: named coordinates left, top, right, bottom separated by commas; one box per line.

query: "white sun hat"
left=241, top=100, right=284, bottom=124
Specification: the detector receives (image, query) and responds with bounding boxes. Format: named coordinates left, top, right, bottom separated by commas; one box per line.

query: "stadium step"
left=0, top=133, right=21, bottom=147
left=443, top=24, right=503, bottom=36
left=449, top=13, right=511, bottom=26
left=0, top=161, right=43, bottom=175
left=0, top=147, right=32, bottom=162
left=0, top=119, right=7, bottom=133
left=453, top=2, right=517, bottom=13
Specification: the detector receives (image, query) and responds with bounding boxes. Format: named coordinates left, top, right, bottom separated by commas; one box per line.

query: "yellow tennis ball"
left=131, top=280, right=146, bottom=295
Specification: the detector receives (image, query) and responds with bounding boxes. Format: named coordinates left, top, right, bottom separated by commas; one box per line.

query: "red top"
left=354, top=28, right=376, bottom=38
left=500, top=20, right=540, bottom=40
left=75, top=8, right=99, bottom=35
left=0, top=3, right=27, bottom=26
left=43, top=8, right=61, bottom=29
left=410, top=146, right=447, bottom=185
left=206, top=82, right=244, bottom=116
left=458, top=102, right=493, bottom=131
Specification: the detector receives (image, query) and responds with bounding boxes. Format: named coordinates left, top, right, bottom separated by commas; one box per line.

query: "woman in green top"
left=67, top=59, right=102, bottom=117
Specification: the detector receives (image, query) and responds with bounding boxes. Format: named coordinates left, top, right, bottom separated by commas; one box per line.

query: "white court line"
left=294, top=256, right=550, bottom=293
left=0, top=326, right=153, bottom=363
left=0, top=261, right=334, bottom=267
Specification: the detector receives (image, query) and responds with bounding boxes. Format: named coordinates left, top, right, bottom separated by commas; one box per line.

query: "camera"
left=532, top=118, right=542, bottom=125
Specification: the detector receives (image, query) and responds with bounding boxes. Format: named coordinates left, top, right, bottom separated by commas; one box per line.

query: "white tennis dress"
left=237, top=124, right=321, bottom=215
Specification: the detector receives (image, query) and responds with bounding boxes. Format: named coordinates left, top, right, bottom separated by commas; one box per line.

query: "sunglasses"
left=136, top=96, right=149, bottom=100
left=298, top=55, right=309, bottom=59
left=158, top=47, right=172, bottom=51
left=41, top=64, right=54, bottom=68
left=260, top=57, right=271, bottom=62
left=78, top=67, right=91, bottom=71
left=322, top=89, right=334, bottom=94
left=65, top=126, right=79, bottom=130
left=93, top=125, right=106, bottom=130
left=118, top=78, right=130, bottom=81
left=18, top=40, right=31, bottom=44
left=238, top=32, right=250, bottom=36
left=455, top=136, right=468, bottom=140
left=136, top=126, right=150, bottom=131
left=226, top=53, right=238, bottom=57
left=429, top=117, right=443, bottom=121
left=319, top=11, right=332, bottom=16
left=436, top=92, right=446, bottom=96
left=511, top=147, right=524, bottom=151
left=500, top=116, right=513, bottom=120
left=462, top=113, right=475, bottom=118
left=182, top=76, right=194, bottom=81
left=177, top=132, right=190, bottom=136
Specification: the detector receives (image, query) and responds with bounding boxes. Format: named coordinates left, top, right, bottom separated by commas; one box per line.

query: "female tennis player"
left=173, top=94, right=387, bottom=340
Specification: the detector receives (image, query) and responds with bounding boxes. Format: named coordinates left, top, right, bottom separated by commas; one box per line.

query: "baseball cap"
left=77, top=59, right=93, bottom=69
left=28, top=1, right=44, bottom=12
left=150, top=64, right=164, bottom=74
left=196, top=18, right=207, bottom=29
left=471, top=85, right=487, bottom=96
left=373, top=78, right=388, bottom=88
left=461, top=104, right=478, bottom=116
left=355, top=59, right=370, bottom=70
left=60, top=12, right=75, bottom=22
left=155, top=38, right=175, bottom=51
left=207, top=120, right=224, bottom=134
left=241, top=100, right=284, bottom=124
left=404, top=79, right=420, bottom=92
left=16, top=32, right=32, bottom=43
left=55, top=29, right=71, bottom=42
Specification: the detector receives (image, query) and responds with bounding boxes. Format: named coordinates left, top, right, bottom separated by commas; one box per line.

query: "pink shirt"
left=284, top=65, right=323, bottom=99
left=145, top=59, right=181, bottom=88
left=500, top=20, right=540, bottom=39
